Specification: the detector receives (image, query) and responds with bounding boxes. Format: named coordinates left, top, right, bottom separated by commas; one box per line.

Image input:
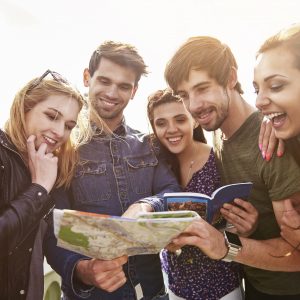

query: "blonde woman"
left=0, top=70, right=86, bottom=300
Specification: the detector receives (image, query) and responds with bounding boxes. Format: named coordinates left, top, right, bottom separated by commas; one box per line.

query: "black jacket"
left=0, top=129, right=54, bottom=300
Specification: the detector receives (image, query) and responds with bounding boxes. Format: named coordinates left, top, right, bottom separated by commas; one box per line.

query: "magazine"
left=53, top=209, right=200, bottom=260
left=164, top=182, right=253, bottom=225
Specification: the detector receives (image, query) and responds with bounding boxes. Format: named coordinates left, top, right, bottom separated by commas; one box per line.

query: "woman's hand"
left=259, top=117, right=284, bottom=161
left=26, top=135, right=58, bottom=193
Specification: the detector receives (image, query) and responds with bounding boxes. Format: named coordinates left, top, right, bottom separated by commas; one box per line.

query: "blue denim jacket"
left=45, top=121, right=181, bottom=300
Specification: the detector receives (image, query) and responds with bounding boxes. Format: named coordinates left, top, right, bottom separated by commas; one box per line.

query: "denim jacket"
left=45, top=121, right=181, bottom=300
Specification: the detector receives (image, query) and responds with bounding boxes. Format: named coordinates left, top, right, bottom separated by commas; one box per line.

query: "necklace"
left=184, top=160, right=195, bottom=186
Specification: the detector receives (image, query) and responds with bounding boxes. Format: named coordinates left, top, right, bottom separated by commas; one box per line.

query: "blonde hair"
left=257, top=23, right=300, bottom=70
left=5, top=77, right=87, bottom=188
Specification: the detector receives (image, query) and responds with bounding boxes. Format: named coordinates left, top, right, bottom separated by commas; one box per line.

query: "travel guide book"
left=164, top=182, right=253, bottom=225
left=53, top=209, right=200, bottom=260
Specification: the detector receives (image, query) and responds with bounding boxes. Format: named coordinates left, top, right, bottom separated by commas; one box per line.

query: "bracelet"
left=218, top=236, right=230, bottom=260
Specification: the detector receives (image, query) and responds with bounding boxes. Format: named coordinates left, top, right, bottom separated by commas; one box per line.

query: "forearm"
left=235, top=236, right=300, bottom=271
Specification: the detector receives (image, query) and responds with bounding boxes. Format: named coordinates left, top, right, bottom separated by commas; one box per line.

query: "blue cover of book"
left=164, top=182, right=253, bottom=225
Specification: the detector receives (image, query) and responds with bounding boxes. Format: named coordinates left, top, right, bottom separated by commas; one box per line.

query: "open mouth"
left=167, top=136, right=182, bottom=145
left=43, top=135, right=57, bottom=145
left=266, top=112, right=286, bottom=127
left=101, top=98, right=118, bottom=108
left=196, top=108, right=214, bottom=124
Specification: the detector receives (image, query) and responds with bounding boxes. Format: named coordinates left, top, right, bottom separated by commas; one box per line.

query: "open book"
left=164, top=182, right=253, bottom=225
left=53, top=209, right=200, bottom=260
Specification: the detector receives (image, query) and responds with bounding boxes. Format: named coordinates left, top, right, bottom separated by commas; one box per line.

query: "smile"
left=43, top=135, right=57, bottom=145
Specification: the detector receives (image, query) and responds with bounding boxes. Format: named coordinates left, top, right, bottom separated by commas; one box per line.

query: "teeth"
left=266, top=112, right=284, bottom=120
left=44, top=136, right=57, bottom=144
left=168, top=137, right=181, bottom=143
left=101, top=98, right=116, bottom=106
left=199, top=108, right=213, bottom=119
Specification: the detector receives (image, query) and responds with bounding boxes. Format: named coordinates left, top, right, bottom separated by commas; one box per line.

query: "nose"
left=167, top=121, right=178, bottom=133
left=52, top=122, right=65, bottom=139
left=105, top=84, right=118, bottom=99
left=255, top=91, right=271, bottom=111
left=187, top=93, right=204, bottom=115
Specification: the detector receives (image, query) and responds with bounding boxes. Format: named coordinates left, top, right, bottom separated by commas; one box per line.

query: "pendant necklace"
left=184, top=160, right=195, bottom=186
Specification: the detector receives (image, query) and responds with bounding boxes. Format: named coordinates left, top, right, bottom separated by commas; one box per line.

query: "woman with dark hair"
left=147, top=89, right=258, bottom=300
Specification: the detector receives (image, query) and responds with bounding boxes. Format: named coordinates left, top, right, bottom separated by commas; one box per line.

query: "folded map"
left=53, top=209, right=200, bottom=260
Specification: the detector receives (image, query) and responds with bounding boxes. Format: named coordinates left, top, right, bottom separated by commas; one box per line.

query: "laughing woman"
left=0, top=70, right=86, bottom=300
left=254, top=23, right=300, bottom=256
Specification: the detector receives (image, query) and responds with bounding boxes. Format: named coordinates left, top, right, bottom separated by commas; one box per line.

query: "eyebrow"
left=263, top=74, right=288, bottom=82
left=177, top=81, right=210, bottom=94
left=96, top=75, right=134, bottom=87
left=155, top=114, right=187, bottom=121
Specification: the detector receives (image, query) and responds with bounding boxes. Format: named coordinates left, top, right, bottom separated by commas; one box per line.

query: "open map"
left=53, top=209, right=200, bottom=260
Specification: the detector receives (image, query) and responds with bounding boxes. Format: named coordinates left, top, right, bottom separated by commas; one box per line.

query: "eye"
left=46, top=113, right=57, bottom=121
left=155, top=120, right=166, bottom=127
left=119, top=84, right=132, bottom=91
left=99, top=78, right=110, bottom=85
left=177, top=92, right=188, bottom=100
left=65, top=123, right=76, bottom=131
left=253, top=88, right=259, bottom=95
left=270, top=84, right=283, bottom=92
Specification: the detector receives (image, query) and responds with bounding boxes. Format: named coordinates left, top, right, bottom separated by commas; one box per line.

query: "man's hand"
left=75, top=256, right=128, bottom=292
left=122, top=203, right=153, bottom=219
left=258, top=117, right=284, bottom=161
left=220, top=198, right=258, bottom=237
left=166, top=218, right=228, bottom=260
left=281, top=199, right=300, bottom=247
left=27, top=135, right=58, bottom=193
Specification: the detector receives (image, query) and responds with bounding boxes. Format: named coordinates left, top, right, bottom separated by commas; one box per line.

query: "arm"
left=0, top=136, right=57, bottom=258
left=280, top=199, right=300, bottom=246
left=169, top=194, right=300, bottom=271
left=135, top=155, right=181, bottom=212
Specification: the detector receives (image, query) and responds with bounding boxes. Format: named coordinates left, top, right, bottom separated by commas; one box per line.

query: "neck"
left=220, top=92, right=256, bottom=139
left=177, top=140, right=200, bottom=166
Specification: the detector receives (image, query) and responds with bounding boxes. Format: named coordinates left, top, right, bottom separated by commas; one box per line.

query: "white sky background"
left=0, top=0, right=299, bottom=135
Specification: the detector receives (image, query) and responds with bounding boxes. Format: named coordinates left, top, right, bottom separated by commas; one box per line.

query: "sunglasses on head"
left=28, top=69, right=70, bottom=91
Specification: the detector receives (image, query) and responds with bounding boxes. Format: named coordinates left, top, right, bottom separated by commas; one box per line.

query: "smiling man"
left=164, top=36, right=300, bottom=299
left=45, top=41, right=180, bottom=300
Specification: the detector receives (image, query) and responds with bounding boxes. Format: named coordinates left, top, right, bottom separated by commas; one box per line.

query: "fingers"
left=26, top=135, right=36, bottom=159
left=258, top=118, right=266, bottom=150
left=277, top=139, right=285, bottom=157
left=76, top=256, right=128, bottom=292
left=221, top=199, right=258, bottom=236
left=265, top=129, right=276, bottom=162
left=259, top=118, right=272, bottom=159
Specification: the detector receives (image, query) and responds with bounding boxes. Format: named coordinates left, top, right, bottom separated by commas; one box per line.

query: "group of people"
left=1, top=22, right=300, bottom=300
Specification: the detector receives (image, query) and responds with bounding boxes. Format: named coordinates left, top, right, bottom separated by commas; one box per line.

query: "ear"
left=83, top=68, right=91, bottom=87
left=227, top=67, right=238, bottom=90
left=131, top=85, right=138, bottom=100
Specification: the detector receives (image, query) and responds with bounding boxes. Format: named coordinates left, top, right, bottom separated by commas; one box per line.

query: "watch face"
left=225, top=231, right=242, bottom=246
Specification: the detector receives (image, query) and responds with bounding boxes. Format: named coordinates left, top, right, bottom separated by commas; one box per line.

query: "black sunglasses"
left=28, top=69, right=70, bottom=91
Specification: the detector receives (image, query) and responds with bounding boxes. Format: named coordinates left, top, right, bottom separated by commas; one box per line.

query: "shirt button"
left=19, top=290, right=25, bottom=295
left=1, top=165, right=4, bottom=169
left=37, top=192, right=42, bottom=196
left=28, top=248, right=32, bottom=252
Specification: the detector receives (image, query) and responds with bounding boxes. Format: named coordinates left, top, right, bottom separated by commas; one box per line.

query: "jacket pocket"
left=126, top=153, right=158, bottom=196
left=73, top=161, right=112, bottom=203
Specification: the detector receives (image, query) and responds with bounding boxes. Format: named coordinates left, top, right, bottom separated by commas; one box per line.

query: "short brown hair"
left=165, top=36, right=243, bottom=94
left=257, top=23, right=300, bottom=70
left=88, top=41, right=148, bottom=86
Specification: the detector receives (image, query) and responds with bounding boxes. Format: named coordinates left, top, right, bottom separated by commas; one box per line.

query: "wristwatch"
left=222, top=231, right=242, bottom=262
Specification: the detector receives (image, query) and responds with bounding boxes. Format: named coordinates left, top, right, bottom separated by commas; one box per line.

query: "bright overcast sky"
left=0, top=0, right=299, bottom=133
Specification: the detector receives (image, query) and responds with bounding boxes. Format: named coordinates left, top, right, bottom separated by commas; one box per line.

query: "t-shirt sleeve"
left=259, top=151, right=300, bottom=201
